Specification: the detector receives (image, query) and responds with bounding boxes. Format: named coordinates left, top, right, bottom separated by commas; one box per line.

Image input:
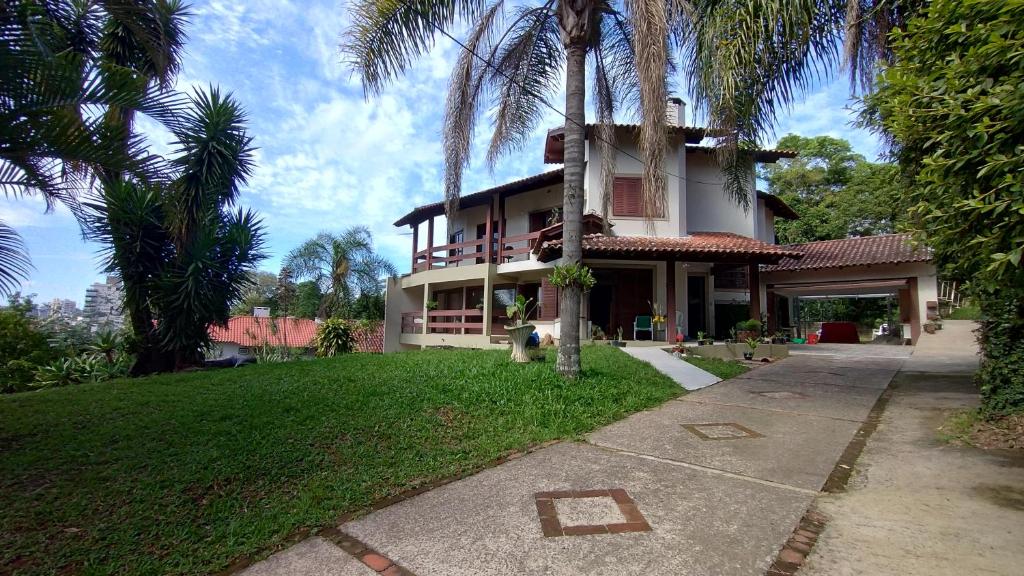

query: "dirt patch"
left=974, top=483, right=1024, bottom=511
left=942, top=412, right=1024, bottom=450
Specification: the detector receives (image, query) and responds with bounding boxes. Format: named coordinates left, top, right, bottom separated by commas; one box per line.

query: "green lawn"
left=0, top=346, right=680, bottom=575
left=683, top=356, right=750, bottom=380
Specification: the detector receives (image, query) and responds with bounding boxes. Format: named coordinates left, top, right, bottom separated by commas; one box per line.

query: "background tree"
left=759, top=134, right=905, bottom=244
left=0, top=0, right=189, bottom=294
left=292, top=281, right=324, bottom=320
left=231, top=271, right=278, bottom=316
left=284, top=227, right=396, bottom=319
left=275, top=266, right=298, bottom=316
left=863, top=0, right=1024, bottom=414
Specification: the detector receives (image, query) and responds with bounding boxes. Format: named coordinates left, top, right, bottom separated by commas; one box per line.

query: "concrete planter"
left=506, top=324, right=535, bottom=363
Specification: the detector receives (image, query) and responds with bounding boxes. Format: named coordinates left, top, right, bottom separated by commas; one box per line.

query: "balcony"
left=411, top=231, right=542, bottom=272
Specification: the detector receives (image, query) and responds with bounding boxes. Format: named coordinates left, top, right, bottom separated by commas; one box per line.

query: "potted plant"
left=726, top=327, right=737, bottom=344
left=505, top=294, right=537, bottom=362
left=610, top=326, right=626, bottom=347
left=923, top=321, right=938, bottom=334
left=648, top=300, right=666, bottom=340
left=771, top=331, right=788, bottom=345
left=743, top=337, right=759, bottom=361
left=426, top=299, right=439, bottom=311
left=696, top=331, right=713, bottom=346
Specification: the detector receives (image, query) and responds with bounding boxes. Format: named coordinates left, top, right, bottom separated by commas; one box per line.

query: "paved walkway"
left=242, top=341, right=908, bottom=575
left=799, top=321, right=1024, bottom=576
left=620, top=346, right=721, bottom=390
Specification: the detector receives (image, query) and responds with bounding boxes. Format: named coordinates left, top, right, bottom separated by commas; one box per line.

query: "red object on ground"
left=807, top=333, right=819, bottom=345
left=819, top=322, right=860, bottom=344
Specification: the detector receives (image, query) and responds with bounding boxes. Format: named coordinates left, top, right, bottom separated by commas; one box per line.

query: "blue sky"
left=2, top=0, right=883, bottom=307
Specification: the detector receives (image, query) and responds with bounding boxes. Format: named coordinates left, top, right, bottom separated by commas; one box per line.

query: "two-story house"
left=382, top=100, right=937, bottom=352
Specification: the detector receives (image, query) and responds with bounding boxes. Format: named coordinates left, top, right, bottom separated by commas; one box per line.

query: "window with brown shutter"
left=612, top=177, right=663, bottom=217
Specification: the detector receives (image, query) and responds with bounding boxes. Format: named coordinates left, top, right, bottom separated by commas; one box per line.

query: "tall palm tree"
left=284, top=227, right=398, bottom=319
left=0, top=0, right=190, bottom=294
left=342, top=0, right=923, bottom=377
left=85, top=88, right=266, bottom=373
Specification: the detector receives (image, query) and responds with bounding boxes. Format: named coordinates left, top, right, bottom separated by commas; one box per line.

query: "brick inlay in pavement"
left=534, top=488, right=651, bottom=538
left=754, top=391, right=809, bottom=399
left=682, top=422, right=764, bottom=440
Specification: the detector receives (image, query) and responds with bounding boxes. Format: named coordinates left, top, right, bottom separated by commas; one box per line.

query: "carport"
left=761, top=234, right=936, bottom=345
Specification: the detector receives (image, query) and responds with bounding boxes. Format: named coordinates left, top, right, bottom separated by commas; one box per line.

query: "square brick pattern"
left=534, top=489, right=651, bottom=538
left=682, top=422, right=764, bottom=440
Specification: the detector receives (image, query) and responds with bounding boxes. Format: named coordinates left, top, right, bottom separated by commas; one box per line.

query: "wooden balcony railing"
left=400, top=311, right=422, bottom=334
left=426, top=308, right=484, bottom=332
left=412, top=232, right=541, bottom=272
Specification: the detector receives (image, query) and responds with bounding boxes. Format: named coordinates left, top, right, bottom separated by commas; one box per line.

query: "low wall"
left=690, top=343, right=789, bottom=361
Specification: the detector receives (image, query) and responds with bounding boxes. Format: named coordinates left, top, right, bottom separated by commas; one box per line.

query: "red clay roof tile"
left=209, top=317, right=318, bottom=348
left=536, top=232, right=804, bottom=263
left=764, top=233, right=931, bottom=272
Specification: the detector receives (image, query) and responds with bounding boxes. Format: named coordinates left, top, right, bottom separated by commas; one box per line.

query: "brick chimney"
left=666, top=96, right=685, bottom=127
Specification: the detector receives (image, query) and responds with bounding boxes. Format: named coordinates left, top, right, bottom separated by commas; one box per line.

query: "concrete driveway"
left=242, top=349, right=902, bottom=576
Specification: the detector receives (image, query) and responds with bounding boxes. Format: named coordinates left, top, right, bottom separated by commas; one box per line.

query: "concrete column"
left=482, top=273, right=493, bottom=337
left=422, top=282, right=430, bottom=335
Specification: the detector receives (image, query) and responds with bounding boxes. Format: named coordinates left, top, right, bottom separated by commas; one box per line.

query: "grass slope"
left=682, top=356, right=750, bottom=380
left=0, top=346, right=679, bottom=575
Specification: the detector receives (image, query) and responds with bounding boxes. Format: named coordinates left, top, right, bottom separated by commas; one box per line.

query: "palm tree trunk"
left=556, top=3, right=591, bottom=377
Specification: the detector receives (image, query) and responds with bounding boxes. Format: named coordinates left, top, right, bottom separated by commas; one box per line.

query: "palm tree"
left=343, top=0, right=670, bottom=376
left=85, top=88, right=266, bottom=374
left=342, top=0, right=923, bottom=376
left=284, top=227, right=397, bottom=319
left=0, top=0, right=190, bottom=294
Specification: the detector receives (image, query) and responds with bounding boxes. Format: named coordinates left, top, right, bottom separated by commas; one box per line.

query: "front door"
left=687, top=275, right=707, bottom=336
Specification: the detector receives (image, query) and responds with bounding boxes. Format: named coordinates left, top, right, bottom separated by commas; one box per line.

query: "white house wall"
left=685, top=152, right=755, bottom=236
left=583, top=136, right=687, bottom=237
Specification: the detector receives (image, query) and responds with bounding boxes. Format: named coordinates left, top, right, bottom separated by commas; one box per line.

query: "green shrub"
left=736, top=319, right=762, bottom=332
left=975, top=287, right=1024, bottom=416
left=315, top=318, right=356, bottom=357
left=0, top=308, right=57, bottom=393
left=33, top=353, right=131, bottom=389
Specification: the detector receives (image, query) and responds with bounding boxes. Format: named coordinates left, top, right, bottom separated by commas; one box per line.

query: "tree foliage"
left=759, top=134, right=905, bottom=244
left=0, top=0, right=191, bottom=293
left=864, top=0, right=1024, bottom=413
left=283, top=227, right=396, bottom=319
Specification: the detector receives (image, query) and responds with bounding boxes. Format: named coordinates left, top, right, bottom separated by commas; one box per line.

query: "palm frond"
left=342, top=0, right=488, bottom=96
left=485, top=3, right=562, bottom=169
left=624, top=0, right=668, bottom=229
left=442, top=0, right=504, bottom=218
left=0, top=221, right=32, bottom=297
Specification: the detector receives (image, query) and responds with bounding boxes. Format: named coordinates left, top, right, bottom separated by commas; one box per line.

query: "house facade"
left=383, top=105, right=936, bottom=351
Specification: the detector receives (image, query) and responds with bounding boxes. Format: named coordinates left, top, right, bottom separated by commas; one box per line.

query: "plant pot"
left=506, top=324, right=536, bottom=363
left=743, top=352, right=754, bottom=360
left=772, top=337, right=787, bottom=344
left=699, top=339, right=714, bottom=346
left=610, top=340, right=626, bottom=348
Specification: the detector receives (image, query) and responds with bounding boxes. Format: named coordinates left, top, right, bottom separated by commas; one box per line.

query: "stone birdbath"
left=505, top=294, right=537, bottom=363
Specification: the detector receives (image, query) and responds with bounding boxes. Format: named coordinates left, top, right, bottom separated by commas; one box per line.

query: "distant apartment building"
left=83, top=276, right=125, bottom=328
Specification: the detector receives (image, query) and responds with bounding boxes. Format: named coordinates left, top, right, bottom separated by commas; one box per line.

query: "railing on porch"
left=400, top=311, right=422, bottom=334
left=426, top=308, right=484, bottom=333
left=411, top=232, right=541, bottom=271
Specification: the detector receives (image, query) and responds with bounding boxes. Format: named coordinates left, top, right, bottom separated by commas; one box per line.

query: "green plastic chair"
left=634, top=315, right=653, bottom=340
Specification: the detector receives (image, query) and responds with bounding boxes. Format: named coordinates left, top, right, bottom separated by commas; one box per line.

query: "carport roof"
left=764, top=233, right=931, bottom=272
